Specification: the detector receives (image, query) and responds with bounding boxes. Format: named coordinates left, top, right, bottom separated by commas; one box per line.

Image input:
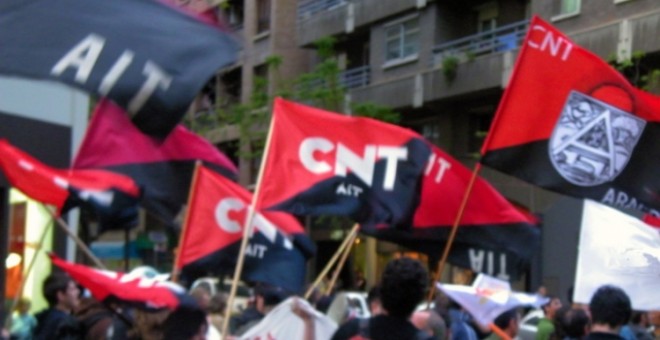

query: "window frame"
left=382, top=14, right=421, bottom=67
left=551, top=0, right=581, bottom=22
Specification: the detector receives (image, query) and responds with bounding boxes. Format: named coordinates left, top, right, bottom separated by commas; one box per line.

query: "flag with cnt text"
left=481, top=16, right=660, bottom=215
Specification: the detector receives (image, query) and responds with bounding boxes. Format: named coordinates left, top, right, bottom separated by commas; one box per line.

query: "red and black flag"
left=0, top=139, right=141, bottom=231
left=50, top=254, right=190, bottom=310
left=0, top=0, right=238, bottom=137
left=257, top=98, right=432, bottom=228
left=482, top=16, right=660, bottom=215
left=176, top=166, right=315, bottom=293
left=73, top=99, right=238, bottom=228
left=361, top=145, right=539, bottom=280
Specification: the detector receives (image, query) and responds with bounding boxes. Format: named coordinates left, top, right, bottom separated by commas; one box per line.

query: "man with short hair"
left=536, top=295, right=562, bottom=340
left=485, top=308, right=520, bottom=340
left=331, top=257, right=434, bottom=340
left=558, top=307, right=590, bottom=339
left=33, top=272, right=81, bottom=340
left=585, top=285, right=632, bottom=340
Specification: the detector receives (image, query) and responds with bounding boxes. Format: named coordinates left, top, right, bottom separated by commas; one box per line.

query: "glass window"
left=384, top=18, right=419, bottom=62
left=559, top=0, right=580, bottom=15
left=256, top=0, right=271, bottom=34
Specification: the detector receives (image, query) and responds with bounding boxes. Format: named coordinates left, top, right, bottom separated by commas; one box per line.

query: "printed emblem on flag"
left=549, top=91, right=645, bottom=186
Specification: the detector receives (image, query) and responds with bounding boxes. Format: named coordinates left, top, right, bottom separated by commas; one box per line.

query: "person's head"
left=542, top=295, right=563, bottom=319
left=189, top=285, right=212, bottom=312
left=589, top=285, right=632, bottom=332
left=43, top=272, right=80, bottom=312
left=559, top=307, right=590, bottom=339
left=367, top=285, right=382, bottom=316
left=379, top=257, right=428, bottom=318
left=162, top=305, right=208, bottom=340
left=254, top=284, right=289, bottom=313
left=412, top=310, right=447, bottom=340
left=208, top=292, right=227, bottom=314
left=16, top=298, right=31, bottom=314
left=493, top=308, right=521, bottom=337
left=631, top=311, right=649, bottom=327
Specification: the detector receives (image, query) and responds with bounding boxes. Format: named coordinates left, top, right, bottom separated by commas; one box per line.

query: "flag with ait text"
left=257, top=98, right=432, bottom=228
left=481, top=16, right=660, bottom=215
left=74, top=99, right=237, bottom=228
left=177, top=166, right=314, bottom=293
left=0, top=0, right=238, bottom=137
left=574, top=200, right=660, bottom=310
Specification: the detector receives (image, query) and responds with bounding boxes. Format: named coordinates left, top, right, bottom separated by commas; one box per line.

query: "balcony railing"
left=297, top=65, right=371, bottom=91
left=341, top=65, right=370, bottom=89
left=432, top=19, right=529, bottom=66
left=297, top=0, right=347, bottom=20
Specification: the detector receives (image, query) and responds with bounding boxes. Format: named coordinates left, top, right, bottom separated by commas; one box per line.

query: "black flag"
left=0, top=0, right=238, bottom=137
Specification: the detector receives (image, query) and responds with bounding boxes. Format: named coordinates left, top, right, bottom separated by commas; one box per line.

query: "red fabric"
left=177, top=165, right=305, bottom=269
left=257, top=97, right=425, bottom=211
left=482, top=16, right=660, bottom=153
left=0, top=139, right=139, bottom=212
left=74, top=99, right=238, bottom=172
left=413, top=145, right=537, bottom=228
left=50, top=254, right=182, bottom=309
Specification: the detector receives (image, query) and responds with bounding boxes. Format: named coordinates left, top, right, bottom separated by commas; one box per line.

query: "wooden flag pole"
left=325, top=228, right=357, bottom=295
left=426, top=163, right=482, bottom=302
left=490, top=323, right=512, bottom=340
left=4, top=216, right=53, bottom=329
left=43, top=205, right=106, bottom=270
left=304, top=223, right=359, bottom=299
left=220, top=104, right=278, bottom=340
left=171, top=161, right=202, bottom=283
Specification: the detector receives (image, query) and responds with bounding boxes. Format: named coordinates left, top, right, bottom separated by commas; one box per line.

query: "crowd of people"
left=3, top=258, right=659, bottom=340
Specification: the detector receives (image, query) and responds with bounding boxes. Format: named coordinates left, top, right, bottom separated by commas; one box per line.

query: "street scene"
left=0, top=0, right=659, bottom=339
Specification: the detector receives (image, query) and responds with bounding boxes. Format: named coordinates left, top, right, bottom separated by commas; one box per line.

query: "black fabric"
left=584, top=332, right=625, bottom=340
left=331, top=315, right=433, bottom=340
left=33, top=309, right=81, bottom=340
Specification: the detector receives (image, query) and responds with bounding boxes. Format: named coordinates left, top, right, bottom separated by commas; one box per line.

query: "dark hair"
left=43, top=272, right=73, bottom=307
left=255, top=284, right=289, bottom=307
left=367, top=285, right=381, bottom=305
left=162, top=305, right=207, bottom=340
left=379, top=257, right=428, bottom=318
left=589, top=285, right=632, bottom=328
left=542, top=295, right=559, bottom=313
left=493, top=308, right=518, bottom=330
left=560, top=307, right=590, bottom=339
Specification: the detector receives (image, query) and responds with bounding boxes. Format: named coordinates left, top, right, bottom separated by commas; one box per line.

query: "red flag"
left=74, top=99, right=237, bottom=227
left=482, top=16, right=660, bottom=215
left=0, top=139, right=139, bottom=214
left=50, top=254, right=185, bottom=309
left=178, top=166, right=312, bottom=292
left=362, top=144, right=539, bottom=279
left=257, top=98, right=432, bottom=227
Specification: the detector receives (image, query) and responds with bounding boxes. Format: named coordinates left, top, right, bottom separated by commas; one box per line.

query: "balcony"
left=297, top=0, right=347, bottom=19
left=297, top=0, right=423, bottom=47
left=431, top=19, right=529, bottom=66
left=298, top=65, right=371, bottom=91
left=351, top=20, right=529, bottom=109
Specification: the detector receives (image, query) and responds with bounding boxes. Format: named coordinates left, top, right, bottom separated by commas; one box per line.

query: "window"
left=384, top=17, right=420, bottom=63
left=256, top=0, right=271, bottom=34
left=560, top=0, right=580, bottom=14
left=553, top=0, right=580, bottom=20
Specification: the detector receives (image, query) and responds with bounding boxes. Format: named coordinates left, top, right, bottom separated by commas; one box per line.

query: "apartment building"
left=207, top=0, right=660, bottom=294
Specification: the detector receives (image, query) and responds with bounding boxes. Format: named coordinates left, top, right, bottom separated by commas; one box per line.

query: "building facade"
left=206, top=0, right=660, bottom=295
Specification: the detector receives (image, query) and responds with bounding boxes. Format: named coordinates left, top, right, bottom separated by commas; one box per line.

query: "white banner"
left=574, top=200, right=660, bottom=310
left=240, top=297, right=337, bottom=340
left=437, top=274, right=547, bottom=327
